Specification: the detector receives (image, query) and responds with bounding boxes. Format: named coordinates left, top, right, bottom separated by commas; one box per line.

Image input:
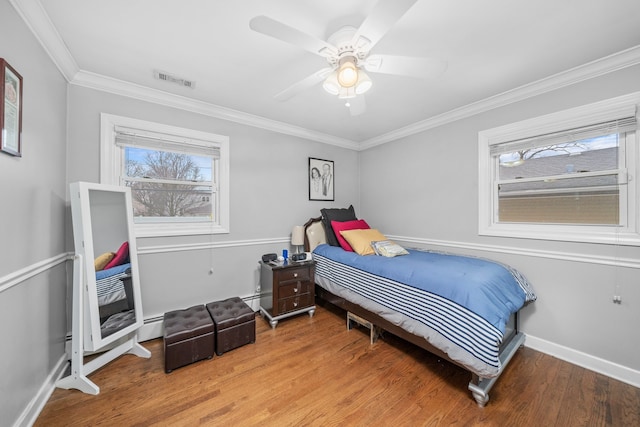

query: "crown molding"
left=72, top=71, right=360, bottom=150
left=10, top=1, right=359, bottom=150
left=13, top=0, right=640, bottom=151
left=9, top=0, right=79, bottom=80
left=359, top=44, right=640, bottom=150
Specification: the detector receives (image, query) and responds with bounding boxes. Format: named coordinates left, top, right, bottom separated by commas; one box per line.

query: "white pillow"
left=371, top=240, right=409, bottom=257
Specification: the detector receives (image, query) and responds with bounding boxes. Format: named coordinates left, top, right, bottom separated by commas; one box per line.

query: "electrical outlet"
left=613, top=284, right=622, bottom=304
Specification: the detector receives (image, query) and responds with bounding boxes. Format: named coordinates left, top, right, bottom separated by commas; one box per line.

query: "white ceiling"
left=13, top=0, right=640, bottom=148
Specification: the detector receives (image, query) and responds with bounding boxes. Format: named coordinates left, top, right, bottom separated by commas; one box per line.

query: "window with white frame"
left=479, top=93, right=639, bottom=245
left=100, top=114, right=229, bottom=237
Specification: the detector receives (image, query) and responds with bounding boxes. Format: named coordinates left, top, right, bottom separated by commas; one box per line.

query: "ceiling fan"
left=249, top=0, right=446, bottom=116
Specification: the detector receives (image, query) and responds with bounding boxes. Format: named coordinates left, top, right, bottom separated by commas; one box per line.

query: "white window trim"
left=100, top=113, right=230, bottom=237
left=478, top=92, right=640, bottom=246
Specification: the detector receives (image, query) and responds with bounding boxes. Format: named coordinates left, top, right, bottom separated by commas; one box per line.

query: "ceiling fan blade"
left=348, top=95, right=366, bottom=116
left=250, top=16, right=337, bottom=58
left=351, top=0, right=418, bottom=51
left=274, top=67, right=333, bottom=101
left=364, top=54, right=447, bottom=79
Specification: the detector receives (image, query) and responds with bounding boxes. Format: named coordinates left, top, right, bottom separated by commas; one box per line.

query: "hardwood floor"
left=36, top=303, right=640, bottom=426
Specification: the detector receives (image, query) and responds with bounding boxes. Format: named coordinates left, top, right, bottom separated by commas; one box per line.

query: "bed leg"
left=468, top=376, right=491, bottom=407
left=468, top=331, right=526, bottom=407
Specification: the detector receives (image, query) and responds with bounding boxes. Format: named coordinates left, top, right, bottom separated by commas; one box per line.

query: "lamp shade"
left=337, top=58, right=358, bottom=88
left=291, top=225, right=305, bottom=246
left=355, top=70, right=372, bottom=94
left=322, top=72, right=340, bottom=95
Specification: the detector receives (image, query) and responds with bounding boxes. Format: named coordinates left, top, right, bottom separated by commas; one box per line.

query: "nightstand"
left=259, top=260, right=316, bottom=328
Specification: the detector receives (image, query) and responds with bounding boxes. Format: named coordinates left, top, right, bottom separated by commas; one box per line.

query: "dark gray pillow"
left=321, top=205, right=357, bottom=247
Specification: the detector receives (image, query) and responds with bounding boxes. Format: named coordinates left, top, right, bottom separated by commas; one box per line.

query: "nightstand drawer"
left=278, top=266, right=311, bottom=282
left=278, top=293, right=313, bottom=314
left=278, top=280, right=312, bottom=299
left=260, top=260, right=316, bottom=328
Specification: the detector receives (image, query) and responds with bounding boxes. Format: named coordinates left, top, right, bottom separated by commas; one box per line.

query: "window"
left=479, top=93, right=639, bottom=245
left=101, top=114, right=229, bottom=237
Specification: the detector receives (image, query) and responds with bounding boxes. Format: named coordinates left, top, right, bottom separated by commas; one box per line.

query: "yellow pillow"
left=339, top=229, right=387, bottom=255
left=94, top=252, right=115, bottom=271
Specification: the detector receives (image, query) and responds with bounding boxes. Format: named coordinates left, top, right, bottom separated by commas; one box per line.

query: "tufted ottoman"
left=206, top=297, right=256, bottom=356
left=163, top=305, right=214, bottom=373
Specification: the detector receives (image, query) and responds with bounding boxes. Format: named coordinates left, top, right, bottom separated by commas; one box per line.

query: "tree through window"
left=478, top=94, right=639, bottom=245
left=125, top=148, right=213, bottom=219
left=100, top=114, right=229, bottom=237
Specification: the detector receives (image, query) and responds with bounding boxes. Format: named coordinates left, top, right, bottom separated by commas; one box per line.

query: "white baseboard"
left=138, top=315, right=164, bottom=342
left=525, top=334, right=640, bottom=388
left=14, top=354, right=68, bottom=427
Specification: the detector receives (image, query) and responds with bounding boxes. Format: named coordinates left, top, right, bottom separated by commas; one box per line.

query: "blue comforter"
left=95, top=262, right=130, bottom=280
left=313, top=244, right=534, bottom=334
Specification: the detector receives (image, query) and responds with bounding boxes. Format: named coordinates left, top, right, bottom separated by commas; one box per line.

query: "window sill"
left=133, top=222, right=229, bottom=238
left=479, top=223, right=640, bottom=246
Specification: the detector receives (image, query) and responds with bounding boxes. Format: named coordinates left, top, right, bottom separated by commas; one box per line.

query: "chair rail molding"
left=388, top=235, right=640, bottom=269
left=0, top=252, right=70, bottom=294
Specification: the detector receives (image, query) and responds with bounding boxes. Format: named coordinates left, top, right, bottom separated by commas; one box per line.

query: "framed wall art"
left=309, top=157, right=334, bottom=201
left=1, top=58, right=23, bottom=157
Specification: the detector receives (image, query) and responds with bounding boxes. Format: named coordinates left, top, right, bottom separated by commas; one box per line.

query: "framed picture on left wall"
left=1, top=58, right=23, bottom=157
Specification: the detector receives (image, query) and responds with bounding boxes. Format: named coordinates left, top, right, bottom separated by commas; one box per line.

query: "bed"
left=303, top=215, right=536, bottom=406
left=96, top=263, right=134, bottom=325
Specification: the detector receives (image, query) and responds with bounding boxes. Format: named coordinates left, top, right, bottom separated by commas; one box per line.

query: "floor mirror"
left=57, top=182, right=150, bottom=394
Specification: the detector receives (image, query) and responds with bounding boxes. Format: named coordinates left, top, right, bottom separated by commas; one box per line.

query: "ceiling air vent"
left=153, top=70, right=195, bottom=88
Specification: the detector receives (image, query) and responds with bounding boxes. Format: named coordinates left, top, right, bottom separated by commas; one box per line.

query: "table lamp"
left=291, top=225, right=305, bottom=254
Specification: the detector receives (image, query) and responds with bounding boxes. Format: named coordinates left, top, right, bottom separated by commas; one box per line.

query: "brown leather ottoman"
left=163, top=305, right=214, bottom=373
left=206, top=297, right=256, bottom=356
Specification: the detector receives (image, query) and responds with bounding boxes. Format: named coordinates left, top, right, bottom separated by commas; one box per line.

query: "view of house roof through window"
left=496, top=134, right=622, bottom=225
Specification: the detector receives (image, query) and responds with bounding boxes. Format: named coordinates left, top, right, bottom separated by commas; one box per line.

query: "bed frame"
left=303, top=216, right=526, bottom=407
left=98, top=272, right=134, bottom=324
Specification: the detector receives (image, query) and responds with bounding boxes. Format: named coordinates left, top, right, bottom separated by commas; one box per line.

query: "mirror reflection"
left=87, top=189, right=137, bottom=339
left=94, top=242, right=136, bottom=337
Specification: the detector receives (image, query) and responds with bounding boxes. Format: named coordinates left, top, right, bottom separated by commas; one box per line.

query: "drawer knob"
left=294, top=288, right=298, bottom=293
left=293, top=301, right=298, bottom=307
left=293, top=273, right=298, bottom=278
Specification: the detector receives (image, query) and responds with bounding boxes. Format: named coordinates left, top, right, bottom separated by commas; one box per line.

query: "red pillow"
left=331, top=219, right=370, bottom=251
left=104, top=241, right=129, bottom=270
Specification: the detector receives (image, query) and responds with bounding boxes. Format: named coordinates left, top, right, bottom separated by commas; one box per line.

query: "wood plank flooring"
left=36, top=303, right=640, bottom=426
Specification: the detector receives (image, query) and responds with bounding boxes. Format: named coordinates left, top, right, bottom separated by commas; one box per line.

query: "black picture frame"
left=309, top=157, right=334, bottom=201
left=1, top=58, right=23, bottom=157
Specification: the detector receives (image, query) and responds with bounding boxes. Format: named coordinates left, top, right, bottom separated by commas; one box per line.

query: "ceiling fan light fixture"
left=322, top=72, right=340, bottom=95
left=355, top=70, right=372, bottom=94
left=337, top=57, right=358, bottom=88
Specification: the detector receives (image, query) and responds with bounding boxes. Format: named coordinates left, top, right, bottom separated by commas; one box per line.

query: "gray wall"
left=359, top=64, right=640, bottom=373
left=0, top=1, right=68, bottom=425
left=66, top=85, right=360, bottom=320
